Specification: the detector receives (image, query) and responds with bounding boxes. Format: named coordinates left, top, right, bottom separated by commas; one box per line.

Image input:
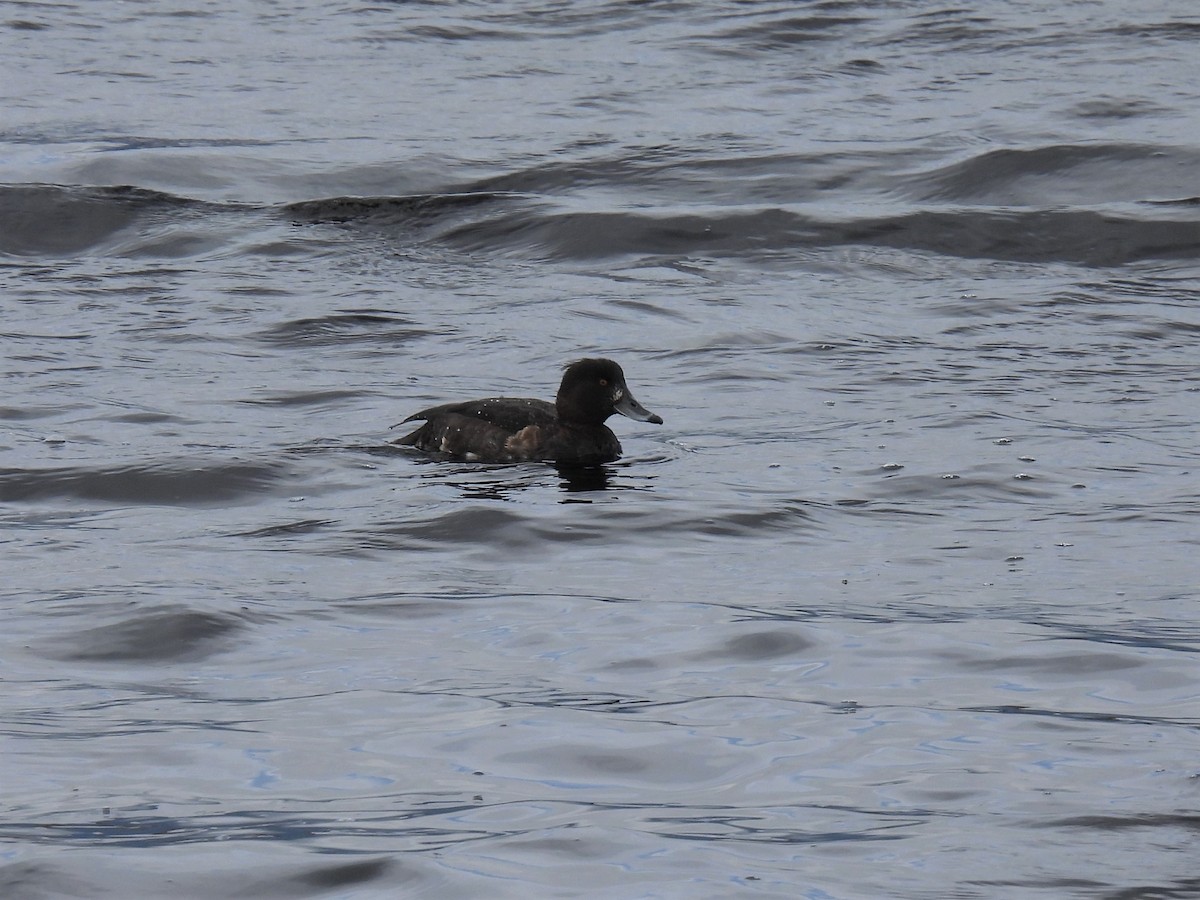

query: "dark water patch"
left=556, top=464, right=617, bottom=494
left=824, top=503, right=949, bottom=527
left=380, top=457, right=664, bottom=503
left=683, top=503, right=817, bottom=538
left=0, top=183, right=205, bottom=256
left=1081, top=274, right=1200, bottom=303
left=0, top=856, right=399, bottom=899
left=0, top=405, right=77, bottom=422
left=729, top=599, right=970, bottom=626
left=0, top=460, right=285, bottom=506
left=708, top=15, right=868, bottom=52
left=44, top=608, right=242, bottom=663
left=3, top=329, right=92, bottom=344
left=1046, top=499, right=1199, bottom=528
left=369, top=2, right=692, bottom=43
left=698, top=630, right=816, bottom=661
left=353, top=495, right=815, bottom=555
left=1070, top=97, right=1169, bottom=120
left=896, top=144, right=1200, bottom=205
left=1109, top=315, right=1200, bottom=342
left=0, top=508, right=116, bottom=534
left=1051, top=623, right=1200, bottom=654
left=845, top=209, right=1200, bottom=266
left=287, top=859, right=394, bottom=893
left=869, top=469, right=1058, bottom=503
left=435, top=207, right=799, bottom=260
left=21, top=153, right=1192, bottom=270
left=434, top=205, right=1200, bottom=265
left=107, top=411, right=189, bottom=425
left=489, top=688, right=661, bottom=713
left=960, top=705, right=1193, bottom=729
left=643, top=808, right=916, bottom=845
left=964, top=878, right=1108, bottom=894
left=288, top=438, right=394, bottom=457
left=5, top=701, right=260, bottom=741
left=973, top=875, right=1199, bottom=898
left=365, top=506, right=529, bottom=551
left=840, top=57, right=885, bottom=73
left=240, top=389, right=365, bottom=407
left=460, top=149, right=873, bottom=203
left=1104, top=20, right=1200, bottom=40
left=255, top=312, right=432, bottom=349
left=464, top=152, right=680, bottom=195
left=1145, top=195, right=1200, bottom=206
left=331, top=589, right=638, bottom=620
left=879, top=7, right=1028, bottom=50
left=1027, top=820, right=1200, bottom=854
left=0, top=806, right=498, bottom=852
left=656, top=331, right=815, bottom=360
left=232, top=518, right=337, bottom=538
left=45, top=135, right=275, bottom=153
left=522, top=503, right=816, bottom=542
left=556, top=459, right=671, bottom=495
left=400, top=23, right=519, bottom=42
left=604, top=297, right=693, bottom=321
left=1035, top=814, right=1200, bottom=832
left=956, top=650, right=1140, bottom=676
left=282, top=191, right=517, bottom=227
left=331, top=594, right=474, bottom=620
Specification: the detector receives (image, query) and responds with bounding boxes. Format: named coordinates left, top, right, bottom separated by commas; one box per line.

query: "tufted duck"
left=394, top=358, right=662, bottom=464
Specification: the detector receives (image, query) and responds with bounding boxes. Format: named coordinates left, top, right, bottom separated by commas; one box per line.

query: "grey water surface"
left=3, top=1, right=1200, bottom=898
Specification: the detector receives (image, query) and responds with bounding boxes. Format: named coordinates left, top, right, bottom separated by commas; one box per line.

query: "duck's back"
left=395, top=396, right=622, bottom=463
left=395, top=397, right=558, bottom=460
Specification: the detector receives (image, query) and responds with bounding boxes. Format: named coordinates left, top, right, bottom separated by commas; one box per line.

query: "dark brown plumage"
left=394, top=358, right=662, bottom=464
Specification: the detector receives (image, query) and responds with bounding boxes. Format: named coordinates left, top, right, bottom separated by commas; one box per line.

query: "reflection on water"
left=556, top=463, right=613, bottom=494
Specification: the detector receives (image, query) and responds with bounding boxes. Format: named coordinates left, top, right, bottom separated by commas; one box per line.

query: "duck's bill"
left=614, top=390, right=663, bottom=425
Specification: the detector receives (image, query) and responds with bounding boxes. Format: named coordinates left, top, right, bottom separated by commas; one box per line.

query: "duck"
left=394, top=358, right=663, bottom=464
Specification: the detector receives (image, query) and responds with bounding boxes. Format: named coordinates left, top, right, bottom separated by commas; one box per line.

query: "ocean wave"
left=253, top=312, right=433, bottom=348
left=0, top=183, right=206, bottom=256
left=43, top=606, right=245, bottom=663
left=5, top=141, right=1197, bottom=266
left=0, top=459, right=286, bottom=506
left=434, top=205, right=1200, bottom=266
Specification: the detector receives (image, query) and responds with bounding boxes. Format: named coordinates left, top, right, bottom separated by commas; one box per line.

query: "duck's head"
left=556, top=358, right=664, bottom=427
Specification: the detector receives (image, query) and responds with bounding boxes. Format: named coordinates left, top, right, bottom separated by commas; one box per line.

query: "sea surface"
left=3, top=1, right=1200, bottom=898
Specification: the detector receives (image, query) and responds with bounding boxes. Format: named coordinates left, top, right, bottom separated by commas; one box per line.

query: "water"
left=3, top=1, right=1200, bottom=897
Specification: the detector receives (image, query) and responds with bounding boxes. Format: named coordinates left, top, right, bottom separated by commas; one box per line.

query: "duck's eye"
left=598, top=378, right=608, bottom=387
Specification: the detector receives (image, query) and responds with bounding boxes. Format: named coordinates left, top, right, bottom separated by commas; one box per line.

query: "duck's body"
left=394, top=358, right=662, bottom=464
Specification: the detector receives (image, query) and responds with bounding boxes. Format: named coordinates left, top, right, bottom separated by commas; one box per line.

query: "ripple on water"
left=43, top=607, right=245, bottom=663
left=0, top=460, right=286, bottom=506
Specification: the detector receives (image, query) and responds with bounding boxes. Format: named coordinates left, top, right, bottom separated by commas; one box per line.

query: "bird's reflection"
left=350, top=443, right=645, bottom=500
left=555, top=463, right=614, bottom=494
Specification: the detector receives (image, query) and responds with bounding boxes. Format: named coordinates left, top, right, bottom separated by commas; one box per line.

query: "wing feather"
left=394, top=397, right=557, bottom=458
